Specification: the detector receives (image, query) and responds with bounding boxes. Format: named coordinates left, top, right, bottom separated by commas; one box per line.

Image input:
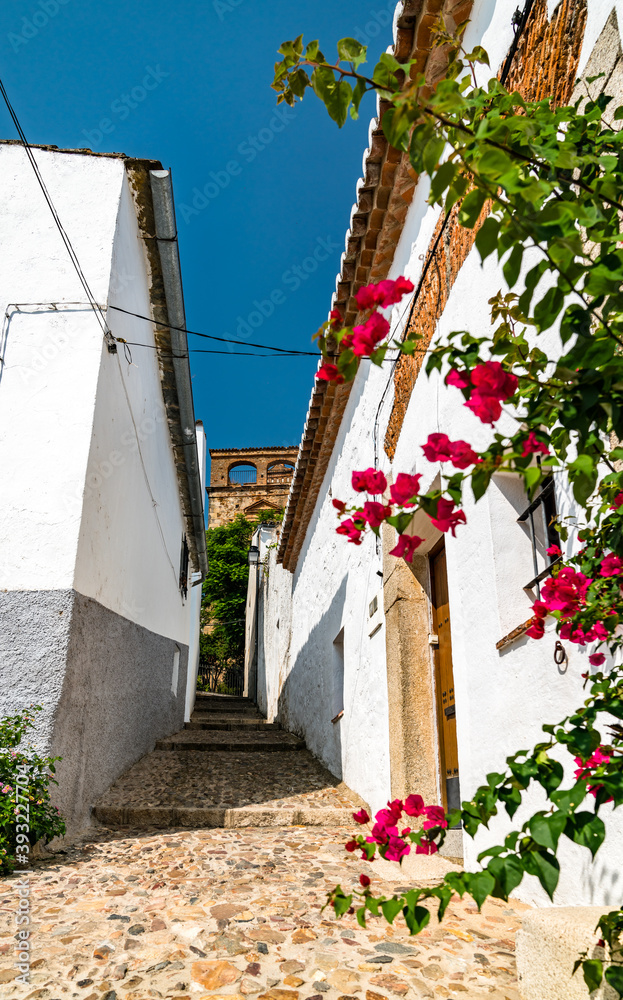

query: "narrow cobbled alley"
left=0, top=695, right=527, bottom=999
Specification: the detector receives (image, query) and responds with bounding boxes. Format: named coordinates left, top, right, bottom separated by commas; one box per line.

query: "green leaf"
left=605, top=965, right=623, bottom=994
left=350, top=77, right=367, bottom=120
left=567, top=812, right=606, bottom=859
left=403, top=903, right=431, bottom=934
left=582, top=959, right=604, bottom=992
left=386, top=512, right=415, bottom=533
left=332, top=888, right=353, bottom=917
left=325, top=79, right=353, bottom=128
left=382, top=108, right=412, bottom=151
left=466, top=871, right=496, bottom=909
left=503, top=244, right=523, bottom=288
left=523, top=849, right=560, bottom=900
left=381, top=896, right=405, bottom=923
left=289, top=67, right=310, bottom=98
left=533, top=285, right=565, bottom=331
left=356, top=905, right=367, bottom=928
left=475, top=216, right=500, bottom=261
left=423, top=136, right=446, bottom=175
left=529, top=811, right=567, bottom=852
left=337, top=38, right=367, bottom=67
left=487, top=855, right=524, bottom=897
left=459, top=188, right=488, bottom=229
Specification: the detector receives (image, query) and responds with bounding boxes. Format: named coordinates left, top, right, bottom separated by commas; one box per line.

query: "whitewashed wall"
left=0, top=146, right=123, bottom=592
left=73, top=171, right=191, bottom=646
left=0, top=145, right=199, bottom=834
left=258, top=0, right=623, bottom=907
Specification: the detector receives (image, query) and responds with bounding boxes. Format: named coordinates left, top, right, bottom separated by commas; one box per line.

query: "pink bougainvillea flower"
left=462, top=362, right=518, bottom=425
left=336, top=519, right=363, bottom=545
left=384, top=835, right=411, bottom=862
left=359, top=873, right=371, bottom=887
left=332, top=499, right=347, bottom=513
left=390, top=472, right=422, bottom=506
left=415, top=839, right=439, bottom=855
left=379, top=275, right=414, bottom=306
left=430, top=498, right=467, bottom=537
left=541, top=567, right=592, bottom=616
left=592, top=621, right=609, bottom=640
left=466, top=392, right=503, bottom=424
left=422, top=433, right=452, bottom=463
left=422, top=805, right=448, bottom=830
left=600, top=554, right=623, bottom=577
left=362, top=501, right=392, bottom=528
left=345, top=839, right=358, bottom=852
left=525, top=618, right=545, bottom=639
left=351, top=312, right=390, bottom=356
left=422, top=434, right=480, bottom=469
left=589, top=652, right=606, bottom=667
left=352, top=468, right=388, bottom=494
left=404, top=793, right=426, bottom=817
left=471, top=361, right=518, bottom=399
left=532, top=600, right=549, bottom=620
left=390, top=533, right=424, bottom=563
left=355, top=277, right=414, bottom=312
left=521, top=432, right=550, bottom=458
left=547, top=544, right=562, bottom=558
left=448, top=440, right=481, bottom=469
left=353, top=809, right=370, bottom=824
left=446, top=368, right=471, bottom=389
left=355, top=283, right=384, bottom=311
left=386, top=799, right=404, bottom=822
left=317, top=362, right=343, bottom=384
left=329, top=308, right=343, bottom=326
left=610, top=492, right=623, bottom=510
left=574, top=748, right=613, bottom=800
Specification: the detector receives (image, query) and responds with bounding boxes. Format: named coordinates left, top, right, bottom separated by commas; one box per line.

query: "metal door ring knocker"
left=554, top=641, right=566, bottom=665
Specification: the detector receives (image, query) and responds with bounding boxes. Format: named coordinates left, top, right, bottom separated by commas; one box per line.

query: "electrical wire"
left=0, top=79, right=115, bottom=351
left=108, top=305, right=318, bottom=356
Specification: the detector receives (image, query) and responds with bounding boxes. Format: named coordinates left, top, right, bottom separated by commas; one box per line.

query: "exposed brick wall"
left=207, top=446, right=298, bottom=528
left=383, top=0, right=587, bottom=460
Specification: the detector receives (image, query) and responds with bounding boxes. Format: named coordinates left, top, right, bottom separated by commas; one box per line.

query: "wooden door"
left=431, top=544, right=460, bottom=813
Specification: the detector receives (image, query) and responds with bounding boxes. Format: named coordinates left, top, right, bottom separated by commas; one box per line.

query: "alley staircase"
left=94, top=693, right=361, bottom=830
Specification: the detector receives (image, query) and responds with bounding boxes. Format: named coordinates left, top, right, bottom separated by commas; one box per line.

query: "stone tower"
left=206, top=446, right=298, bottom=528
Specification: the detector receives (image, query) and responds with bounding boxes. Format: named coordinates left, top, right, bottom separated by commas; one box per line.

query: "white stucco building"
left=249, top=0, right=623, bottom=909
left=0, top=142, right=207, bottom=835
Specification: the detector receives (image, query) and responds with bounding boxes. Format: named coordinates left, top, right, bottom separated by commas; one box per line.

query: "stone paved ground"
left=0, top=825, right=528, bottom=999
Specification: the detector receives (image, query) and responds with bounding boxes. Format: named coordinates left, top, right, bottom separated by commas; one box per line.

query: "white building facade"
left=0, top=142, right=207, bottom=835
left=251, top=0, right=623, bottom=908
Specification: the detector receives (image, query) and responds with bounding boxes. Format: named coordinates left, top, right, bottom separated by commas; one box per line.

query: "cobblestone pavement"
left=0, top=825, right=528, bottom=999
left=93, top=751, right=361, bottom=827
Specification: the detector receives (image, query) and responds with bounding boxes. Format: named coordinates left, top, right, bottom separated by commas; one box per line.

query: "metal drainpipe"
left=149, top=169, right=208, bottom=581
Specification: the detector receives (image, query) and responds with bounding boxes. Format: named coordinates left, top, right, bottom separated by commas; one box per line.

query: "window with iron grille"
left=179, top=535, right=189, bottom=600
left=517, top=476, right=560, bottom=597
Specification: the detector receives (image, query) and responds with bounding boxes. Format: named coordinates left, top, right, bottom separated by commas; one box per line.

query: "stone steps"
left=93, top=693, right=360, bottom=830
left=156, top=729, right=304, bottom=752
left=186, top=717, right=281, bottom=731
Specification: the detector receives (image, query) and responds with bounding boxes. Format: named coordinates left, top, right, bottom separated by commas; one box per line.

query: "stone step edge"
left=155, top=739, right=305, bottom=751
left=185, top=722, right=281, bottom=731
left=92, top=804, right=354, bottom=828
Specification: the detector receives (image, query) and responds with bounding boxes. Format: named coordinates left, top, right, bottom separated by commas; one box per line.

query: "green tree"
left=200, top=509, right=284, bottom=666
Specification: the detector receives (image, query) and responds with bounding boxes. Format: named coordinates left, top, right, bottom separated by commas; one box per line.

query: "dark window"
left=517, top=476, right=560, bottom=596
left=179, top=536, right=189, bottom=600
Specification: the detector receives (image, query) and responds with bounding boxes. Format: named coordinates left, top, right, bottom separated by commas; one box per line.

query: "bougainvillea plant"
left=0, top=706, right=65, bottom=875
left=273, top=19, right=623, bottom=997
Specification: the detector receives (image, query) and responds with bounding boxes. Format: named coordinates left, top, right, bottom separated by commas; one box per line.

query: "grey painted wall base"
left=0, top=589, right=187, bottom=837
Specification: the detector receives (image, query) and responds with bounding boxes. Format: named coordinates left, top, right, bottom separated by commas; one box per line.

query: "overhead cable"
left=0, top=78, right=117, bottom=353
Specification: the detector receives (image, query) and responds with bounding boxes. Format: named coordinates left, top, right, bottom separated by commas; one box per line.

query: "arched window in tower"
left=229, top=463, right=257, bottom=486
left=267, top=461, right=295, bottom=484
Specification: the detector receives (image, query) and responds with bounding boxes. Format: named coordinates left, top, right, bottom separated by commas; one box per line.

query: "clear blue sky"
left=0, top=0, right=395, bottom=452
